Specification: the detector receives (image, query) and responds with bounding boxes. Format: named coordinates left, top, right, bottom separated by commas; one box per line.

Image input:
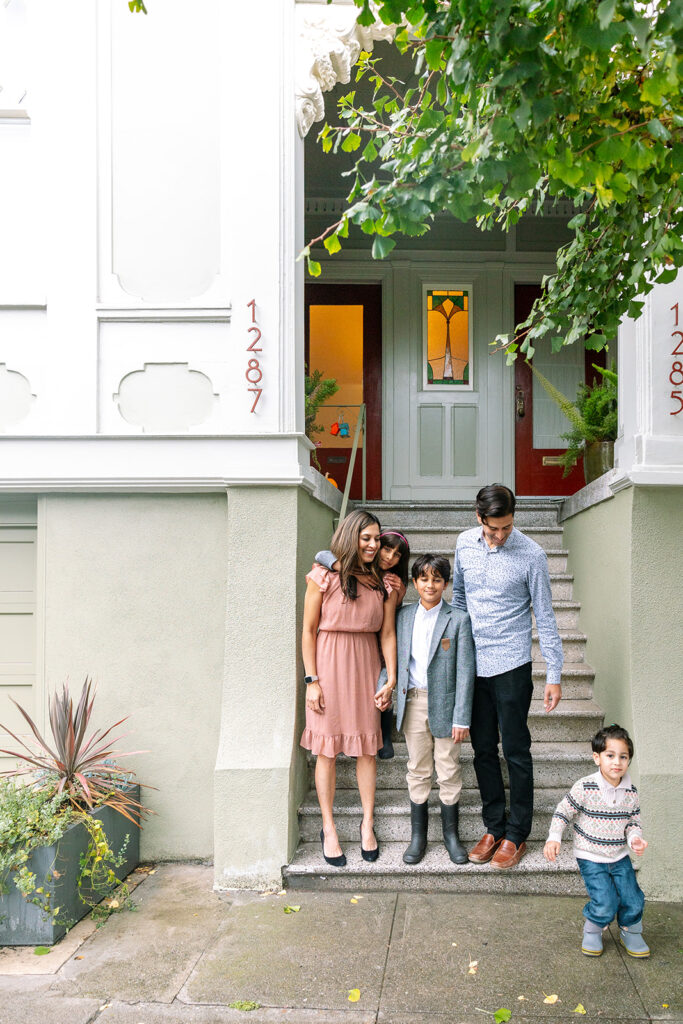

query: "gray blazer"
left=378, top=601, right=475, bottom=739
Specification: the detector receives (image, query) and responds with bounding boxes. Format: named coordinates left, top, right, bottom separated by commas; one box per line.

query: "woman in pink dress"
left=301, top=509, right=398, bottom=866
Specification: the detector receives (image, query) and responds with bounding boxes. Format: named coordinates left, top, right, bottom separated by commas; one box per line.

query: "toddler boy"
left=544, top=724, right=649, bottom=957
left=377, top=554, right=475, bottom=865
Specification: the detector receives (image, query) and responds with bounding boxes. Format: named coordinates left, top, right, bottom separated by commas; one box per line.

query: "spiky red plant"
left=0, top=677, right=149, bottom=825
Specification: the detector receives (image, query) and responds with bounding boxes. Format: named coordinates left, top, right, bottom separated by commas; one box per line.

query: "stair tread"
left=285, top=840, right=578, bottom=876
left=329, top=740, right=596, bottom=763
left=300, top=787, right=569, bottom=814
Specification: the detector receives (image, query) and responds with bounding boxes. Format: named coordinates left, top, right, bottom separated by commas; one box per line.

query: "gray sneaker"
left=582, top=919, right=604, bottom=956
left=619, top=922, right=650, bottom=958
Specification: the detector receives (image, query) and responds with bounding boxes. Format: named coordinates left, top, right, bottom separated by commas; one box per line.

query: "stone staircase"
left=284, top=500, right=603, bottom=895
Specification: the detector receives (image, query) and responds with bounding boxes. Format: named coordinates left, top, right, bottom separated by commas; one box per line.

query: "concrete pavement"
left=0, top=864, right=680, bottom=1024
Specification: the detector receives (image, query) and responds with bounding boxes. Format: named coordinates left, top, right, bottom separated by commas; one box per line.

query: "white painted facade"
left=0, top=0, right=681, bottom=887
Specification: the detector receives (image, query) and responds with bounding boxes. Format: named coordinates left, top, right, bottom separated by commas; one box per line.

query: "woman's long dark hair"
left=330, top=509, right=384, bottom=600
left=379, top=529, right=411, bottom=586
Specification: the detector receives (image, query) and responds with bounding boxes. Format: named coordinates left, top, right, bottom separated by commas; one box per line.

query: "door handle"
left=516, top=387, right=525, bottom=418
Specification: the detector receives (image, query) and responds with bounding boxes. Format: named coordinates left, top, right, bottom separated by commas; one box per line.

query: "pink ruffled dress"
left=301, top=564, right=397, bottom=758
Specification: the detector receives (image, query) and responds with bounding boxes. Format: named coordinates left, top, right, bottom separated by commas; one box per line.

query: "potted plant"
left=305, top=368, right=339, bottom=470
left=531, top=363, right=618, bottom=483
left=0, top=678, right=148, bottom=945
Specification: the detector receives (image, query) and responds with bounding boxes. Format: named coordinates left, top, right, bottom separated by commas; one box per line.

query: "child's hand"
left=451, top=726, right=469, bottom=743
left=630, top=836, right=648, bottom=855
left=544, top=840, right=560, bottom=862
left=383, top=572, right=402, bottom=590
left=375, top=684, right=394, bottom=711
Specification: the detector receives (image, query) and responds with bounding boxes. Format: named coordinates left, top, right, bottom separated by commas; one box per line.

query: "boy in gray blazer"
left=377, top=554, right=475, bottom=864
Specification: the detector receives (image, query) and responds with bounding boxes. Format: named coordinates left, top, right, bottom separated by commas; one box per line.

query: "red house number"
left=246, top=299, right=263, bottom=413
left=671, top=303, right=683, bottom=416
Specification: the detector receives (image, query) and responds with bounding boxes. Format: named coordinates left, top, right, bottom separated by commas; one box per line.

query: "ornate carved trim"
left=296, top=2, right=396, bottom=138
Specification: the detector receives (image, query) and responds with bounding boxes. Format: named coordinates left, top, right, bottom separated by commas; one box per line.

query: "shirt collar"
left=417, top=598, right=443, bottom=619
left=478, top=527, right=518, bottom=551
left=593, top=769, right=632, bottom=797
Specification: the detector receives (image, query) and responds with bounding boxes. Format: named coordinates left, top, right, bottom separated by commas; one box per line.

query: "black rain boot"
left=440, top=801, right=468, bottom=864
left=403, top=800, right=429, bottom=864
left=377, top=707, right=395, bottom=760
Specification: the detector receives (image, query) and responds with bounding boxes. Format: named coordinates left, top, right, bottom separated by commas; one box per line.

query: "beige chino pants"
left=403, top=687, right=463, bottom=805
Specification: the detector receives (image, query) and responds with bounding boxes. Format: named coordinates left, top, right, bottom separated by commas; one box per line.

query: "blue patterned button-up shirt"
left=451, top=526, right=563, bottom=685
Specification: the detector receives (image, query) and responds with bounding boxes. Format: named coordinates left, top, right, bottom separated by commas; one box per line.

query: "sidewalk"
left=0, top=864, right=680, bottom=1024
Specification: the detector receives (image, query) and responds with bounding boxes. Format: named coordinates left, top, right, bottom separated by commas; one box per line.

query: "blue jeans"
left=577, top=856, right=644, bottom=928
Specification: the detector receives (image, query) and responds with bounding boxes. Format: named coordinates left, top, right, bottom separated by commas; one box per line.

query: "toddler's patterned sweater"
left=547, top=770, right=643, bottom=863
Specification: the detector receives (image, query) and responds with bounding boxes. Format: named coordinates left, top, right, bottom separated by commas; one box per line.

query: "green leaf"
left=362, top=139, right=378, bottom=162
left=494, top=1010, right=512, bottom=1024
left=371, top=235, right=396, bottom=259
left=323, top=234, right=342, bottom=255
left=283, top=904, right=301, bottom=914
left=647, top=118, right=671, bottom=142
left=425, top=38, right=444, bottom=70
left=341, top=132, right=362, bottom=153
left=306, top=257, right=321, bottom=278
left=34, top=946, right=51, bottom=955
left=596, top=0, right=616, bottom=30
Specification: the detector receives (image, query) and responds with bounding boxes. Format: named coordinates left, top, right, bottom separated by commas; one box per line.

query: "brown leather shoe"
left=468, top=833, right=504, bottom=864
left=490, top=839, right=527, bottom=869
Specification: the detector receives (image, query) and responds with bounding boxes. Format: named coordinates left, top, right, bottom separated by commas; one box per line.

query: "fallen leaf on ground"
left=573, top=1005, right=587, bottom=1015
left=518, top=996, right=526, bottom=1001
left=468, top=960, right=479, bottom=975
left=99, top=1005, right=112, bottom=1012
left=108, top=899, right=120, bottom=909
left=348, top=989, right=361, bottom=1002
left=33, top=946, right=51, bottom=956
left=148, top=869, right=156, bottom=875
left=452, top=942, right=458, bottom=947
left=543, top=994, right=559, bottom=1005
left=494, top=1009, right=512, bottom=1023
left=75, top=956, right=84, bottom=960
left=278, top=889, right=286, bottom=895
left=228, top=1000, right=260, bottom=1011
left=662, top=1005, right=669, bottom=1009
left=350, top=898, right=358, bottom=904
left=283, top=905, right=301, bottom=914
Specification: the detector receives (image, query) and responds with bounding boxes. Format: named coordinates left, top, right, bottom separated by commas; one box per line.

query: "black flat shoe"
left=320, top=829, right=346, bottom=867
left=360, top=823, right=380, bottom=862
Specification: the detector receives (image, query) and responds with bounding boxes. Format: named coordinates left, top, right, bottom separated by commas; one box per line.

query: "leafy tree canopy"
left=307, top=0, right=683, bottom=360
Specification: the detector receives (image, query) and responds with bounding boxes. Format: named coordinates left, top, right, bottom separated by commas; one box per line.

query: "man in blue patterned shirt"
left=452, top=483, right=563, bottom=868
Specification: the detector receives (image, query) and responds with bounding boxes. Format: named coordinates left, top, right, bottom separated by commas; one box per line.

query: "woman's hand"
left=375, top=683, right=394, bottom=711
left=306, top=682, right=325, bottom=714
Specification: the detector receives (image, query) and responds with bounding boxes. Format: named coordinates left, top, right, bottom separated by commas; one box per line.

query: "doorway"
left=514, top=284, right=606, bottom=496
left=305, top=283, right=382, bottom=500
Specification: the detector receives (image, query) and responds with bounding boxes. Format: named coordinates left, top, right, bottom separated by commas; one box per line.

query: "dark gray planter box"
left=0, top=786, right=140, bottom=946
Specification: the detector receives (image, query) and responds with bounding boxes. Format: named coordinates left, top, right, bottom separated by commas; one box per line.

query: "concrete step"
left=405, top=576, right=575, bottom=605
left=532, top=662, right=594, bottom=695
left=362, top=501, right=562, bottom=529
left=409, top=547, right=569, bottom=574
left=299, top=788, right=567, bottom=842
left=533, top=632, right=585, bottom=662
left=397, top=526, right=564, bottom=553
left=283, top=840, right=585, bottom=895
left=331, top=740, right=597, bottom=791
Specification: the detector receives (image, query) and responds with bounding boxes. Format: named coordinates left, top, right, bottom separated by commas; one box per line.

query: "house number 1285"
left=246, top=299, right=263, bottom=413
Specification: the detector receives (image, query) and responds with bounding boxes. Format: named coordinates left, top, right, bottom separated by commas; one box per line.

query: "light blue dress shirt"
left=451, top=526, right=563, bottom=685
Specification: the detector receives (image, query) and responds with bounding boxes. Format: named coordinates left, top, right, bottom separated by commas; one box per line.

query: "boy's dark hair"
left=476, top=483, right=516, bottom=522
left=591, top=723, right=634, bottom=759
left=411, top=553, right=451, bottom=585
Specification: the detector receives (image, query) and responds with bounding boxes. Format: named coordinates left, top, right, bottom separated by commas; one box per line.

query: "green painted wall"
left=41, top=494, right=228, bottom=861
left=564, top=485, right=683, bottom=901
left=213, top=485, right=336, bottom=889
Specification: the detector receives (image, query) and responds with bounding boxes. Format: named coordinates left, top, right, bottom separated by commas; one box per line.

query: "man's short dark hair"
left=411, top=553, right=451, bottom=585
left=591, top=723, right=634, bottom=759
left=476, top=483, right=516, bottom=522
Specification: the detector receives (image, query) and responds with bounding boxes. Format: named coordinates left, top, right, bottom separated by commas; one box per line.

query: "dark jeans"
left=577, top=856, right=645, bottom=927
left=469, top=662, right=533, bottom=845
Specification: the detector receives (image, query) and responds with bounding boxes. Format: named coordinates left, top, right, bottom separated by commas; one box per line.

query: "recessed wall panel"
left=419, top=406, right=443, bottom=477
left=451, top=406, right=477, bottom=477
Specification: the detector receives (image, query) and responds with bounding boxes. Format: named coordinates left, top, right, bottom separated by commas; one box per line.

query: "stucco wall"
left=564, top=485, right=683, bottom=901
left=213, top=485, right=336, bottom=889
left=40, top=494, right=228, bottom=861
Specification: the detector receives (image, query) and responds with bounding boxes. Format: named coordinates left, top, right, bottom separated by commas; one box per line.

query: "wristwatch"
left=304, top=675, right=319, bottom=684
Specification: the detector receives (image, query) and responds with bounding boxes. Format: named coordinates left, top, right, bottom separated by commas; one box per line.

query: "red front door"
left=514, top=284, right=605, bottom=496
left=305, top=283, right=382, bottom=500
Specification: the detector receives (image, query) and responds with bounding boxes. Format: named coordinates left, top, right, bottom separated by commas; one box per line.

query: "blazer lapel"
left=426, top=603, right=452, bottom=666
left=400, top=603, right=419, bottom=663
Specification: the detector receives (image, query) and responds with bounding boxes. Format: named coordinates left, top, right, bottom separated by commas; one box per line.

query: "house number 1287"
left=246, top=299, right=263, bottom=413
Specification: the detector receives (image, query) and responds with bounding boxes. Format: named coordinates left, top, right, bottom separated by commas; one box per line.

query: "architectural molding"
left=295, top=2, right=396, bottom=138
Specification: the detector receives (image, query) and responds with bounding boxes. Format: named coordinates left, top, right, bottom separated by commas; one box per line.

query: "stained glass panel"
left=424, top=288, right=471, bottom=388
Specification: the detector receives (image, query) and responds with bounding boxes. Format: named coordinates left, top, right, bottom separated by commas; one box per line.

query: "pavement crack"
left=374, top=892, right=399, bottom=1023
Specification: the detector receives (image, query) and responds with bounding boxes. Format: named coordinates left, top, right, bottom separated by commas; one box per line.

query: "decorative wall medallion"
left=0, top=363, right=35, bottom=430
left=296, top=2, right=396, bottom=137
left=114, top=362, right=218, bottom=433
